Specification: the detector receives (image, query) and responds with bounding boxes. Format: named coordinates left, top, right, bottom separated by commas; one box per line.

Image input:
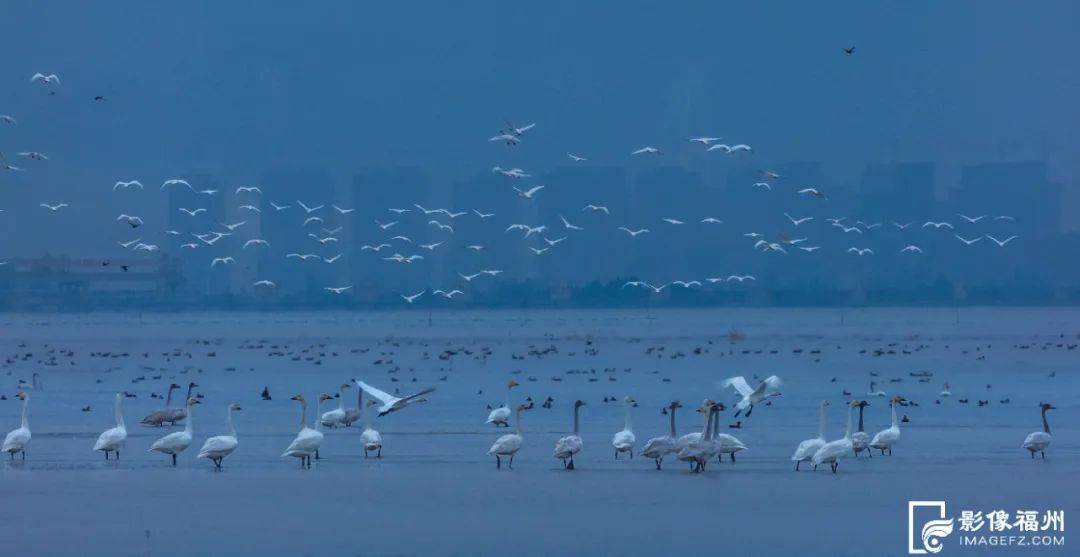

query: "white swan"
left=198, top=403, right=241, bottom=470
left=553, top=400, right=586, bottom=470
left=710, top=408, right=748, bottom=463
left=677, top=404, right=719, bottom=472
left=488, top=404, right=528, bottom=469
left=852, top=400, right=872, bottom=458
left=149, top=398, right=200, bottom=466
left=1022, top=403, right=1055, bottom=459
left=641, top=401, right=681, bottom=470
left=867, top=381, right=886, bottom=397
left=320, top=383, right=351, bottom=428
left=93, top=393, right=128, bottom=459
left=612, top=396, right=637, bottom=459
left=720, top=375, right=782, bottom=418
left=2, top=391, right=30, bottom=460
left=486, top=380, right=520, bottom=427
left=354, top=379, right=434, bottom=416
left=792, top=400, right=828, bottom=470
left=870, top=396, right=905, bottom=455
left=283, top=394, right=329, bottom=467
left=360, top=399, right=383, bottom=458
left=811, top=400, right=859, bottom=473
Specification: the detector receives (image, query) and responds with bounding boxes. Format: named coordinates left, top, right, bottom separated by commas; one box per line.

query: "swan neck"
left=623, top=401, right=632, bottom=431
left=21, top=392, right=29, bottom=429
left=669, top=407, right=677, bottom=438
left=186, top=384, right=195, bottom=400
left=165, top=385, right=176, bottom=407
left=572, top=404, right=580, bottom=435
left=857, top=404, right=865, bottom=432
left=891, top=401, right=899, bottom=428
left=114, top=395, right=125, bottom=428
left=1042, top=407, right=1050, bottom=434
left=515, top=408, right=523, bottom=434
left=299, top=399, right=308, bottom=430
left=704, top=409, right=715, bottom=441
left=226, top=407, right=237, bottom=437
left=817, top=403, right=827, bottom=439
left=844, top=404, right=855, bottom=439
left=184, top=404, right=193, bottom=434
left=315, top=398, right=324, bottom=432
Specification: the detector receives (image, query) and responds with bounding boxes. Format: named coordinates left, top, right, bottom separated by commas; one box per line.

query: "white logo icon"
left=910, top=501, right=955, bottom=554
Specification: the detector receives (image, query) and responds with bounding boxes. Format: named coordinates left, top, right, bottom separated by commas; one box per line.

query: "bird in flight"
left=700, top=217, right=723, bottom=224
left=360, top=244, right=391, bottom=252
left=376, top=220, right=398, bottom=230
left=662, top=218, right=684, bottom=225
left=688, top=137, right=721, bottom=145
left=923, top=221, right=954, bottom=229
left=847, top=247, right=874, bottom=256
left=560, top=215, right=583, bottom=231
left=529, top=246, right=550, bottom=255
left=489, top=133, right=520, bottom=145
left=161, top=179, right=192, bottom=190
left=567, top=153, right=588, bottom=162
left=957, top=214, right=986, bottom=224
left=582, top=204, right=610, bottom=214
left=434, top=289, right=464, bottom=299
left=798, top=187, right=825, bottom=198
left=30, top=73, right=60, bottom=84
left=473, top=210, right=495, bottom=219
left=401, top=290, right=425, bottom=303
left=954, top=234, right=983, bottom=245
left=618, top=227, right=650, bottom=237
left=269, top=202, right=291, bottom=211
left=239, top=205, right=261, bottom=213
left=325, top=286, right=353, bottom=294
left=893, top=222, right=913, bottom=230
left=493, top=167, right=530, bottom=179
left=236, top=186, right=262, bottom=195
left=253, top=280, right=276, bottom=288
left=428, top=220, right=454, bottom=232
left=323, top=254, right=343, bottom=264
left=243, top=239, right=269, bottom=249
left=843, top=46, right=855, bottom=55
left=17, top=151, right=47, bottom=161
left=286, top=253, right=320, bottom=260
left=221, top=220, right=246, bottom=232
left=333, top=205, right=355, bottom=214
left=211, top=257, right=235, bottom=267
left=0, top=114, right=15, bottom=124
left=40, top=203, right=68, bottom=211
left=178, top=208, right=206, bottom=216
left=297, top=200, right=323, bottom=213
left=784, top=213, right=813, bottom=226
left=900, top=245, right=923, bottom=253
left=631, top=146, right=661, bottom=156
left=514, top=185, right=545, bottom=199
left=751, top=182, right=772, bottom=191
left=113, top=180, right=144, bottom=191
left=987, top=235, right=1017, bottom=247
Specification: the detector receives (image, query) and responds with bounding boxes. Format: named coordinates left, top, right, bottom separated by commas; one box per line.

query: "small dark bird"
left=900, top=415, right=910, bottom=423
left=261, top=386, right=271, bottom=400
left=729, top=421, right=742, bottom=429
left=121, top=265, right=129, bottom=272
left=843, top=46, right=855, bottom=55
left=94, top=96, right=105, bottom=101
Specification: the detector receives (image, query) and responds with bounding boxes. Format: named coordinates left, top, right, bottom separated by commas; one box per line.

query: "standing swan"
left=162, top=382, right=199, bottom=425
left=321, top=383, right=351, bottom=428
left=811, top=400, right=859, bottom=473
left=710, top=409, right=748, bottom=463
left=360, top=399, right=383, bottom=458
left=486, top=380, right=519, bottom=427
left=488, top=404, right=528, bottom=469
left=149, top=399, right=200, bottom=466
left=553, top=400, right=586, bottom=470
left=93, top=393, right=128, bottom=459
left=641, top=401, right=682, bottom=470
left=3, top=391, right=31, bottom=460
left=612, top=396, right=637, bottom=459
left=870, top=395, right=905, bottom=455
left=198, top=403, right=242, bottom=470
left=140, top=383, right=181, bottom=427
left=283, top=394, right=330, bottom=467
left=1022, top=403, right=1055, bottom=459
left=342, top=384, right=364, bottom=427
left=792, top=400, right=829, bottom=470
left=852, top=400, right=872, bottom=458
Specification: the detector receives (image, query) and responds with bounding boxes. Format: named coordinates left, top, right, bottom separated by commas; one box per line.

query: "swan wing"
left=721, top=376, right=754, bottom=398
left=356, top=380, right=397, bottom=406
left=401, top=387, right=436, bottom=403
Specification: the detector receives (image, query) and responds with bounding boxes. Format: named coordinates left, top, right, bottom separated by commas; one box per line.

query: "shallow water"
left=1, top=308, right=1076, bottom=556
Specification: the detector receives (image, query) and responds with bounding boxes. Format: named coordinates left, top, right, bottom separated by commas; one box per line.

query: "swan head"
left=574, top=400, right=586, bottom=408
left=1039, top=402, right=1056, bottom=411
left=670, top=400, right=682, bottom=409
left=507, top=380, right=520, bottom=389
left=290, top=394, right=305, bottom=402
left=228, top=403, right=242, bottom=411
left=849, top=400, right=862, bottom=408
left=821, top=400, right=830, bottom=407
left=189, top=382, right=199, bottom=388
left=320, top=393, right=333, bottom=402
left=187, top=398, right=200, bottom=407
left=624, top=396, right=638, bottom=407
left=339, top=383, right=351, bottom=391
left=169, top=383, right=181, bottom=390
left=366, top=399, right=379, bottom=407
left=514, top=404, right=530, bottom=412
left=15, top=391, right=27, bottom=400
left=892, top=395, right=906, bottom=404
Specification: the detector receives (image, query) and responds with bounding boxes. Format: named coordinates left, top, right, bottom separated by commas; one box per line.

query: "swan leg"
left=614, top=450, right=619, bottom=460
left=831, top=462, right=838, bottom=474
left=655, top=458, right=662, bottom=471
left=315, top=449, right=320, bottom=460
left=21, top=451, right=25, bottom=460
left=1041, top=451, right=1046, bottom=459
left=567, top=457, right=575, bottom=471
left=745, top=405, right=753, bottom=418
left=117, top=451, right=120, bottom=460
left=171, top=454, right=177, bottom=467
left=508, top=455, right=514, bottom=470
left=795, top=461, right=800, bottom=471
left=363, top=448, right=368, bottom=458
left=734, top=408, right=742, bottom=418
left=495, top=456, right=501, bottom=469
left=105, top=451, right=109, bottom=460
left=867, top=449, right=872, bottom=458
left=377, top=447, right=382, bottom=458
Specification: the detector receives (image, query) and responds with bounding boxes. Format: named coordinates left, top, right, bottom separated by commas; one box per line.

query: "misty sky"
left=1, top=1, right=1078, bottom=256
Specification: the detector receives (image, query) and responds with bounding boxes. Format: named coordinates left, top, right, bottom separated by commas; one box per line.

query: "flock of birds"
left=2, top=370, right=1058, bottom=472
left=2, top=72, right=1019, bottom=298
